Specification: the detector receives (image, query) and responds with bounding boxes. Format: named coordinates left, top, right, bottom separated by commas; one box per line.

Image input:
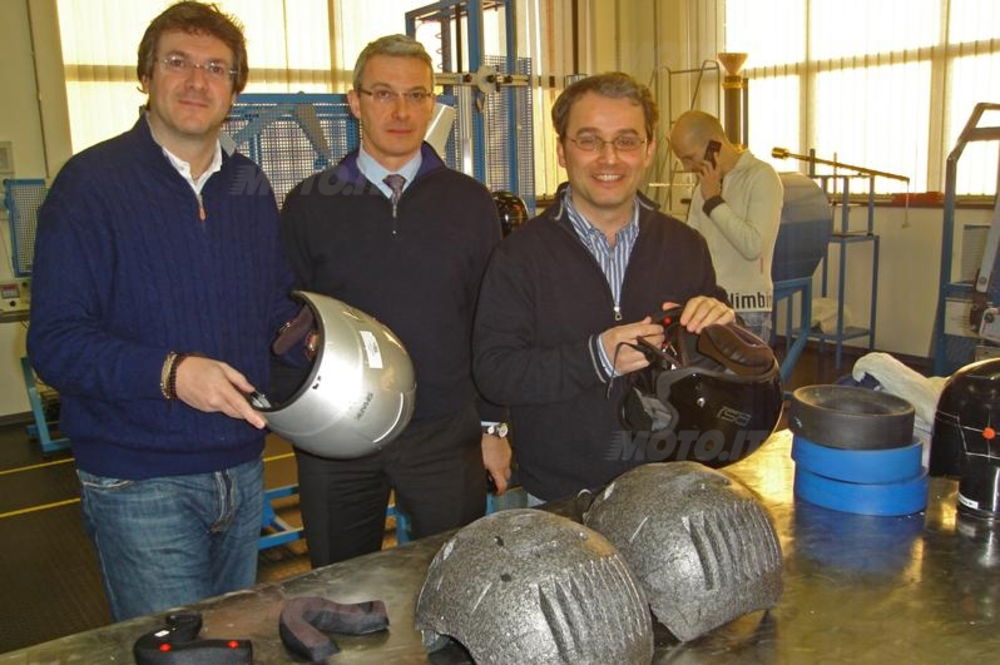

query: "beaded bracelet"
left=167, top=353, right=191, bottom=401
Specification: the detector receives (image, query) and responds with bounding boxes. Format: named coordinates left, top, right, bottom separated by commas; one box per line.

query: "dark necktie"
left=383, top=174, right=406, bottom=221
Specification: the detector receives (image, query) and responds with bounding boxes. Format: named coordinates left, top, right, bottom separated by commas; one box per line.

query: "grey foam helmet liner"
left=583, top=462, right=784, bottom=642
left=414, top=509, right=653, bottom=665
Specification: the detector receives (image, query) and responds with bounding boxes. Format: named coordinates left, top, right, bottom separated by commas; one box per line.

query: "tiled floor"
left=0, top=343, right=902, bottom=654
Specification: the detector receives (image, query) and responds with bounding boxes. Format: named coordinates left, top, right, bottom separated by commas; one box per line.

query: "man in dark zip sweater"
left=473, top=73, right=734, bottom=503
left=27, top=2, right=299, bottom=621
left=278, top=35, right=510, bottom=567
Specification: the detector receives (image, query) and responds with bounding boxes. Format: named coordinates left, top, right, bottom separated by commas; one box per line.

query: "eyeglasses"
left=357, top=87, right=434, bottom=105
left=568, top=134, right=647, bottom=153
left=159, top=55, right=236, bottom=81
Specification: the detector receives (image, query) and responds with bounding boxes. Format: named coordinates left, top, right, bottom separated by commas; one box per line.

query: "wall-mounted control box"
left=0, top=278, right=30, bottom=313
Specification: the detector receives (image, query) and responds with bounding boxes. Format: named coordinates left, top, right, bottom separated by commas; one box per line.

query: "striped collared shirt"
left=562, top=186, right=640, bottom=377
left=563, top=186, right=640, bottom=321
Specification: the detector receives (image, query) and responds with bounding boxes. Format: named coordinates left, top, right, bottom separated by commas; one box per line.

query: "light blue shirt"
left=563, top=186, right=640, bottom=377
left=357, top=144, right=422, bottom=199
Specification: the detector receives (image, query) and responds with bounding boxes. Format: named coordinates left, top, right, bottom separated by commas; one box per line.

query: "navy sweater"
left=279, top=144, right=503, bottom=422
left=28, top=117, right=297, bottom=479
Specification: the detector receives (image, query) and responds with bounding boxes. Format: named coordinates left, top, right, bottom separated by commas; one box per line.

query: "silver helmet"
left=583, top=462, right=784, bottom=642
left=414, top=509, right=653, bottom=665
left=256, top=291, right=416, bottom=459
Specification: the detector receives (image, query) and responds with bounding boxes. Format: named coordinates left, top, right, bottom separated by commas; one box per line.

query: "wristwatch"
left=482, top=422, right=509, bottom=438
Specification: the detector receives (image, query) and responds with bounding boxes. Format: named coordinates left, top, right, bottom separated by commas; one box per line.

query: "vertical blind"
left=55, top=0, right=567, bottom=196
left=57, top=0, right=333, bottom=153
left=724, top=0, right=1000, bottom=195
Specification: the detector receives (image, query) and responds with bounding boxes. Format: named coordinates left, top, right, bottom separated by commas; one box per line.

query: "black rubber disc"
left=789, top=384, right=915, bottom=450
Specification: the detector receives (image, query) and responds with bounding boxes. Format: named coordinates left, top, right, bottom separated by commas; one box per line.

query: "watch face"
left=496, top=423, right=509, bottom=438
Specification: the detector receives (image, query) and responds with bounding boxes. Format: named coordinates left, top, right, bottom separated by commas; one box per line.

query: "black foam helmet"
left=932, top=358, right=1000, bottom=519
left=620, top=314, right=783, bottom=467
left=492, top=190, right=528, bottom=237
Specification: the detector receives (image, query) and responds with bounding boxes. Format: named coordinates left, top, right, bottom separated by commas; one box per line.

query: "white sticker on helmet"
left=360, top=330, right=384, bottom=369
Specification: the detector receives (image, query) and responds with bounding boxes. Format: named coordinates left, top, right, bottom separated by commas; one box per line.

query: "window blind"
left=725, top=0, right=1000, bottom=195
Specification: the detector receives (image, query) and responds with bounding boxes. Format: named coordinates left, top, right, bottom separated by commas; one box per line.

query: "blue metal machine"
left=5, top=179, right=71, bottom=455
left=405, top=0, right=536, bottom=213
left=771, top=172, right=832, bottom=382
left=772, top=148, right=909, bottom=371
left=933, top=103, right=1000, bottom=376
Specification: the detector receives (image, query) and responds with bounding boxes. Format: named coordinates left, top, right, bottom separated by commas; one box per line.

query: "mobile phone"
left=704, top=140, right=721, bottom=168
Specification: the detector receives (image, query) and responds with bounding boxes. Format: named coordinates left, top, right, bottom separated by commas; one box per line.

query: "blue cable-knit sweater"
left=27, top=117, right=297, bottom=479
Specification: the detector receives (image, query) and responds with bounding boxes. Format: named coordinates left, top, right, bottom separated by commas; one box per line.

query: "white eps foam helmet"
left=255, top=291, right=416, bottom=459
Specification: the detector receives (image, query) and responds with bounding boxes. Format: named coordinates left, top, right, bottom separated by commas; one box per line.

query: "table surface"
left=3, top=430, right=999, bottom=665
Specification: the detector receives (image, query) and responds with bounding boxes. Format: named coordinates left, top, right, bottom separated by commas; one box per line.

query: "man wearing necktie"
left=278, top=34, right=510, bottom=566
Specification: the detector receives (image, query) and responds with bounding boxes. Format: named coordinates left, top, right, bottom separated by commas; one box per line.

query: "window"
left=725, top=0, right=1000, bottom=195
left=57, top=0, right=332, bottom=153
left=56, top=0, right=568, bottom=196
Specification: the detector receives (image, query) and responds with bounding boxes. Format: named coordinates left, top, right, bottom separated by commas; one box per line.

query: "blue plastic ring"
left=792, top=435, right=923, bottom=484
left=794, top=466, right=929, bottom=516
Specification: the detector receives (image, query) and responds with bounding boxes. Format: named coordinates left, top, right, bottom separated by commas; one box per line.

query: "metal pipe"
left=772, top=147, right=910, bottom=182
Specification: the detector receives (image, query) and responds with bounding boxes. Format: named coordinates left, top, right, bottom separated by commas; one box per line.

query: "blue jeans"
left=77, top=458, right=263, bottom=621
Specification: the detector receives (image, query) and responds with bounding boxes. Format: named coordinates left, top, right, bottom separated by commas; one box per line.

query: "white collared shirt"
left=147, top=114, right=224, bottom=196
left=159, top=140, right=223, bottom=196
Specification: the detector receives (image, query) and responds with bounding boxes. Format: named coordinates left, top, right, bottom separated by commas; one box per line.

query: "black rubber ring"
left=789, top=385, right=915, bottom=450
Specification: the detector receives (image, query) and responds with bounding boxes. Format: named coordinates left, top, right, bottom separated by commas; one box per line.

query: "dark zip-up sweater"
left=27, top=117, right=298, bottom=479
left=473, top=185, right=728, bottom=500
left=279, top=144, right=503, bottom=422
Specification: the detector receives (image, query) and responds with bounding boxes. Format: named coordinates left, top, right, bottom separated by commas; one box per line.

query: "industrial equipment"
left=771, top=172, right=833, bottom=381
left=773, top=147, right=909, bottom=369
left=933, top=103, right=1000, bottom=375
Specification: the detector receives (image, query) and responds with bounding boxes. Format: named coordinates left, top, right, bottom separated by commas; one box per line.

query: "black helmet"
left=491, top=190, right=528, bottom=237
left=931, top=358, right=1000, bottom=519
left=619, top=313, right=783, bottom=467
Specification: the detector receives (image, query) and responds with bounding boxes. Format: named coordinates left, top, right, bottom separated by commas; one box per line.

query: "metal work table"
left=3, top=430, right=999, bottom=664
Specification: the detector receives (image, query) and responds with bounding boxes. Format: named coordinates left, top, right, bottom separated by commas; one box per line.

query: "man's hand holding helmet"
left=600, top=298, right=734, bottom=377
left=671, top=296, right=735, bottom=333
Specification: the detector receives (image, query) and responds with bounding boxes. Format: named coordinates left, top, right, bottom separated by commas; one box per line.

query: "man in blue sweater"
left=279, top=35, right=511, bottom=566
left=27, top=2, right=297, bottom=621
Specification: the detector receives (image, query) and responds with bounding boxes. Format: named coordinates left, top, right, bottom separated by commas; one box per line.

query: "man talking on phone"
left=669, top=110, right=782, bottom=340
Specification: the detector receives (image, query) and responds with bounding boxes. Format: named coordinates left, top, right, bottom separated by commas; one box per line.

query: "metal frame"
left=404, top=0, right=535, bottom=213
left=259, top=485, right=304, bottom=550
left=21, top=357, right=70, bottom=455
left=4, top=178, right=47, bottom=278
left=810, top=174, right=880, bottom=369
left=654, top=61, right=722, bottom=213
left=933, top=102, right=1000, bottom=375
left=772, top=276, right=813, bottom=383
left=772, top=149, right=908, bottom=370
